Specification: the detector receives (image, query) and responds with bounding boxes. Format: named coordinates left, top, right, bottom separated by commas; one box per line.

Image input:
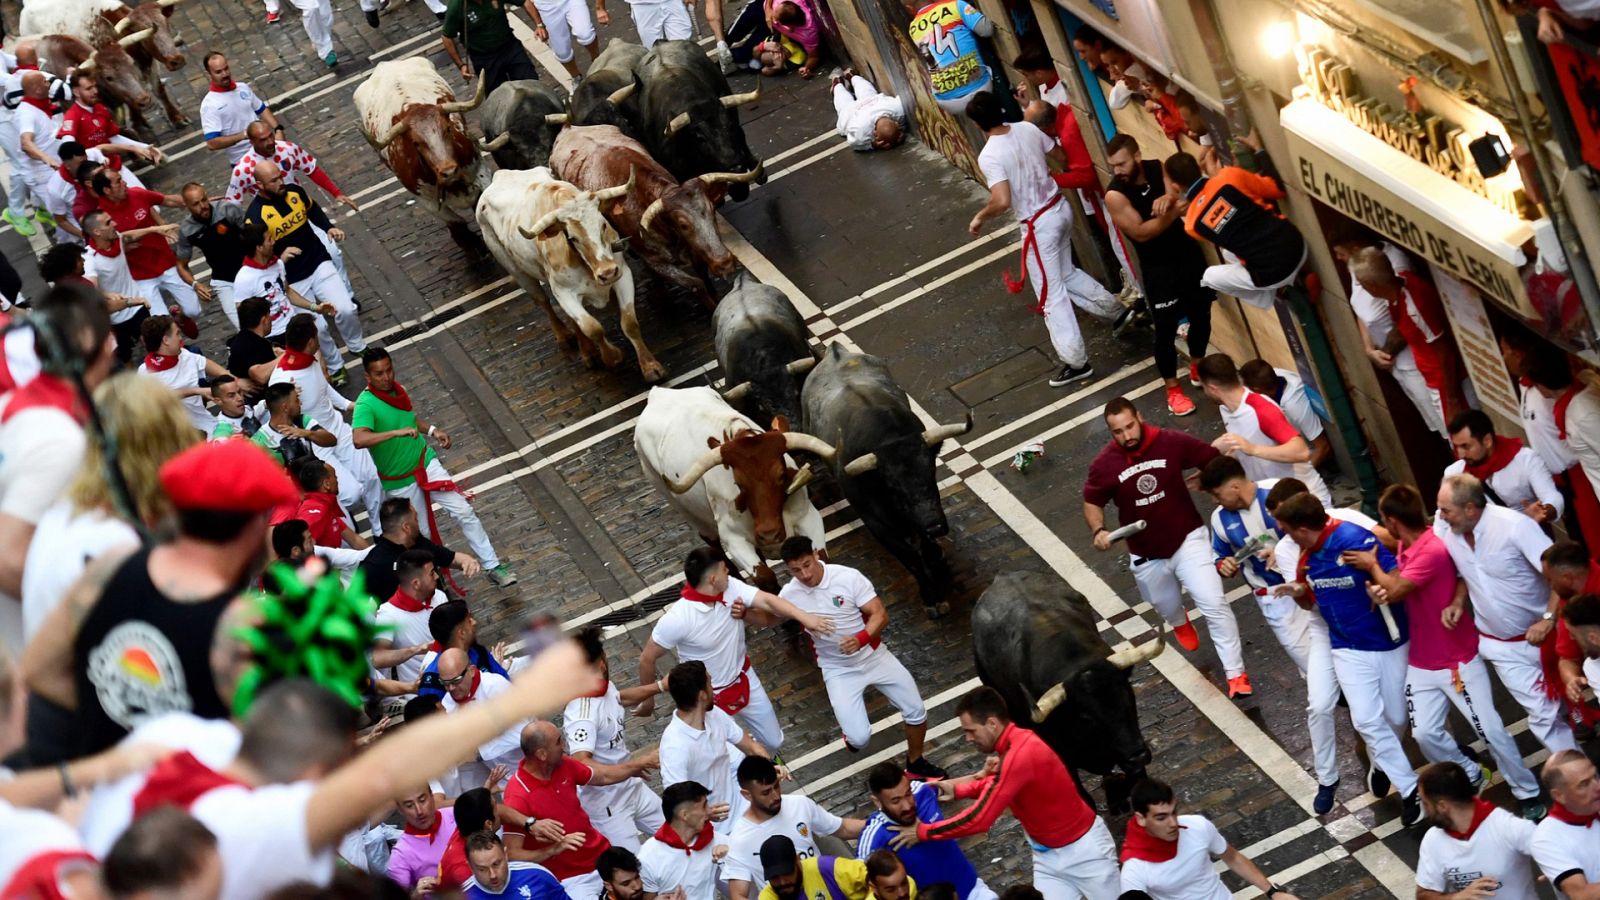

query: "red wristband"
left=855, top=629, right=877, bottom=649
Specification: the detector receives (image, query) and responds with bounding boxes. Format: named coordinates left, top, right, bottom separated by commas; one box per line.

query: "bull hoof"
left=601, top=345, right=625, bottom=368
left=169, top=113, right=191, bottom=127
left=640, top=361, right=667, bottom=383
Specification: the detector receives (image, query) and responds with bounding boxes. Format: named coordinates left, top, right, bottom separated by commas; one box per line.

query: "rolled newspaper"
left=1105, top=520, right=1148, bottom=543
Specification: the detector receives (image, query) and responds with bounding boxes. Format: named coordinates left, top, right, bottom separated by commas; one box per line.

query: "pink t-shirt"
left=385, top=807, right=457, bottom=891
left=1398, top=528, right=1477, bottom=670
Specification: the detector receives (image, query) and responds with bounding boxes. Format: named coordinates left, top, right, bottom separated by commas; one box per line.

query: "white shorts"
left=821, top=648, right=927, bottom=749
left=629, top=0, right=692, bottom=45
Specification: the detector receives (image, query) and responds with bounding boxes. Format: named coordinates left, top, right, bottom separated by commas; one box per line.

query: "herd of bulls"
left=19, top=0, right=192, bottom=135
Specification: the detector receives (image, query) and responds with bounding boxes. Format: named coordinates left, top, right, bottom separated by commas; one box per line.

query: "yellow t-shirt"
left=757, top=857, right=919, bottom=900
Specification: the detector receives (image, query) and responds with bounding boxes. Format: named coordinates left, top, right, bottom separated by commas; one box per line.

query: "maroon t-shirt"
left=1083, top=425, right=1220, bottom=559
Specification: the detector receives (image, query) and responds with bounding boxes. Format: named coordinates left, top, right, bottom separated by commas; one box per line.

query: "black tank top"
left=1106, top=160, right=1207, bottom=294
left=72, top=546, right=236, bottom=754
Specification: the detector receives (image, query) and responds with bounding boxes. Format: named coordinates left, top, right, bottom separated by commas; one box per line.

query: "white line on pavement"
left=836, top=242, right=1019, bottom=332
left=979, top=377, right=1165, bottom=468
left=964, top=360, right=1155, bottom=453
left=767, top=143, right=848, bottom=183
left=825, top=226, right=1017, bottom=318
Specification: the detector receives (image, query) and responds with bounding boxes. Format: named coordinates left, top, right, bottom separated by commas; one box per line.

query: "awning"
left=1279, top=97, right=1535, bottom=316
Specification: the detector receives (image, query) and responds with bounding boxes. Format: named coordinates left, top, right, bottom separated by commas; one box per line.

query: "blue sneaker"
left=1313, top=780, right=1338, bottom=815
left=324, top=51, right=338, bottom=66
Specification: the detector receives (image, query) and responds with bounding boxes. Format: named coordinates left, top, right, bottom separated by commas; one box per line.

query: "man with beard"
left=1442, top=409, right=1562, bottom=526
left=417, top=601, right=508, bottom=700
left=598, top=847, right=644, bottom=900
left=1083, top=396, right=1249, bottom=697
left=175, top=183, right=250, bottom=329
left=726, top=756, right=864, bottom=900
left=1415, top=763, right=1538, bottom=900
left=638, top=781, right=727, bottom=900
left=760, top=837, right=916, bottom=900
left=858, top=762, right=994, bottom=900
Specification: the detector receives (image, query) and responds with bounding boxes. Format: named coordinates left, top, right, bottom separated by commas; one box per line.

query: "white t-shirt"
left=1219, top=389, right=1331, bottom=504
left=81, top=712, right=244, bottom=856
left=373, top=600, right=435, bottom=684
left=1530, top=815, right=1600, bottom=900
left=1521, top=382, right=1577, bottom=477
left=1441, top=447, right=1563, bottom=517
left=638, top=834, right=721, bottom=900
left=0, top=800, right=90, bottom=891
left=564, top=681, right=635, bottom=807
left=724, top=795, right=843, bottom=885
left=21, top=501, right=138, bottom=641
left=140, top=351, right=217, bottom=434
left=778, top=563, right=880, bottom=669
left=1268, top=369, right=1324, bottom=442
left=977, top=120, right=1058, bottom=221
left=86, top=241, right=153, bottom=324
left=231, top=258, right=297, bottom=337
left=1417, top=808, right=1537, bottom=900
left=269, top=363, right=350, bottom=442
left=0, top=404, right=84, bottom=656
left=650, top=577, right=760, bottom=687
left=200, top=81, right=267, bottom=164
left=13, top=102, right=61, bottom=180
left=441, top=669, right=524, bottom=761
left=659, top=707, right=745, bottom=815
left=1117, top=815, right=1230, bottom=900
left=1435, top=504, right=1553, bottom=640
left=1345, top=242, right=1411, bottom=349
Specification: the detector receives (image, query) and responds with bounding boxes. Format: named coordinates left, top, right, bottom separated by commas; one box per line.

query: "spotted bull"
left=551, top=124, right=752, bottom=309
left=972, top=570, right=1165, bottom=812
left=637, top=40, right=763, bottom=199
left=714, top=278, right=815, bottom=426
left=476, top=166, right=664, bottom=381
left=635, top=385, right=834, bottom=580
left=476, top=79, right=567, bottom=171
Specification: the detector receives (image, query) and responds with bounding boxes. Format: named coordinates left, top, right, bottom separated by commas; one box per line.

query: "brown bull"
left=103, top=0, right=190, bottom=129
left=35, top=32, right=155, bottom=128
left=551, top=124, right=759, bottom=309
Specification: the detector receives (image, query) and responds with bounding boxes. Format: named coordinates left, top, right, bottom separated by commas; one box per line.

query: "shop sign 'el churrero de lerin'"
left=1280, top=44, right=1537, bottom=318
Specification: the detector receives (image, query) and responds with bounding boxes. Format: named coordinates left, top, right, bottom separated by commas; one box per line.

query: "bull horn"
left=1105, top=626, right=1167, bottom=670
left=118, top=27, right=154, bottom=47
left=664, top=446, right=725, bottom=494
left=592, top=165, right=635, bottom=202
left=439, top=72, right=486, bottom=113
left=373, top=118, right=407, bottom=149
left=544, top=112, right=569, bottom=125
left=1030, top=683, right=1067, bottom=723
left=697, top=162, right=764, bottom=185
left=719, top=85, right=759, bottom=108
left=477, top=132, right=510, bottom=152
left=639, top=197, right=667, bottom=233
left=156, top=0, right=183, bottom=7
left=606, top=82, right=635, bottom=105
left=842, top=452, right=878, bottom=477
left=782, top=432, right=836, bottom=459
left=114, top=16, right=135, bottom=33
left=518, top=208, right=563, bottom=241
left=664, top=111, right=690, bottom=136
left=76, top=57, right=96, bottom=72
left=721, top=381, right=752, bottom=402
left=921, top=411, right=973, bottom=447
left=786, top=463, right=813, bottom=496
left=785, top=357, right=816, bottom=376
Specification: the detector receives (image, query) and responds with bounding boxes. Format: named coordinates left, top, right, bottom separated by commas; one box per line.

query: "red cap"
left=159, top=440, right=300, bottom=512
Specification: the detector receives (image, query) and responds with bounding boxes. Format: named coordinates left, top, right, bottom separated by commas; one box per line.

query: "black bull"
left=637, top=40, right=763, bottom=199
left=971, top=570, right=1166, bottom=812
left=477, top=79, right=567, bottom=171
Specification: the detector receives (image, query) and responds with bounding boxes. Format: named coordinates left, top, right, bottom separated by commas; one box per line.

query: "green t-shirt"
left=352, top=391, right=436, bottom=489
left=442, top=0, right=519, bottom=54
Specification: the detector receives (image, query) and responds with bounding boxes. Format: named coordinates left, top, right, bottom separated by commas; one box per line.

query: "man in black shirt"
left=176, top=183, right=249, bottom=330
left=225, top=297, right=281, bottom=396
left=1103, top=135, right=1213, bottom=418
left=361, top=497, right=481, bottom=600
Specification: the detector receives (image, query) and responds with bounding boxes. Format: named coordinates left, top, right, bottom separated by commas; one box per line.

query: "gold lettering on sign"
left=1297, top=46, right=1526, bottom=219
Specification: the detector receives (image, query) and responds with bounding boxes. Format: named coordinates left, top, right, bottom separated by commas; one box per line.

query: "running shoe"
left=33, top=208, right=55, bottom=229
left=1313, top=780, right=1339, bottom=815
left=2, top=209, right=37, bottom=236
left=1166, top=385, right=1195, bottom=416
left=1189, top=360, right=1200, bottom=387
left=1111, top=305, right=1136, bottom=337
left=1173, top=619, right=1200, bottom=652
left=1520, top=798, right=1549, bottom=821
left=1471, top=761, right=1494, bottom=795
left=328, top=367, right=349, bottom=387
left=1400, top=789, right=1423, bottom=827
left=906, top=757, right=948, bottom=781
left=487, top=564, right=519, bottom=586
left=1048, top=362, right=1093, bottom=387
left=266, top=9, right=280, bottom=21
left=1226, top=672, right=1253, bottom=699
left=324, top=51, right=338, bottom=67
left=1367, top=763, right=1390, bottom=799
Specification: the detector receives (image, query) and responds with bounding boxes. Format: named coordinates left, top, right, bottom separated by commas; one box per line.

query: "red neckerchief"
left=56, top=162, right=75, bottom=181
left=278, top=347, right=317, bottom=370
left=208, top=80, right=235, bottom=93
left=2, top=374, right=85, bottom=425
left=386, top=586, right=433, bottom=613
left=1294, top=520, right=1344, bottom=601
left=1, top=849, right=97, bottom=900
left=652, top=821, right=715, bottom=853
left=404, top=811, right=444, bottom=841
left=429, top=640, right=443, bottom=651
left=1120, top=818, right=1183, bottom=862
left=681, top=584, right=724, bottom=604
left=239, top=254, right=277, bottom=270
left=143, top=353, right=179, bottom=372
left=1555, top=385, right=1583, bottom=439
left=368, top=380, right=414, bottom=412
left=20, top=95, right=52, bottom=114
left=1117, top=424, right=1161, bottom=462
left=1464, top=436, right=1525, bottom=482
left=1443, top=799, right=1499, bottom=839
left=13, top=64, right=37, bottom=71
left=455, top=668, right=482, bottom=703
left=1547, top=800, right=1599, bottom=827
left=92, top=237, right=123, bottom=258
left=131, top=751, right=245, bottom=816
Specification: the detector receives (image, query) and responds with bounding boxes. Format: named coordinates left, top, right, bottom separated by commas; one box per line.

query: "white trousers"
left=580, top=778, right=663, bottom=852
left=0, top=120, right=38, bottom=216
left=311, top=224, right=354, bottom=297
left=1406, top=657, right=1540, bottom=799
left=1131, top=527, right=1246, bottom=678
left=1201, top=245, right=1307, bottom=310
left=1026, top=202, right=1120, bottom=368
left=290, top=0, right=335, bottom=58
left=1389, top=350, right=1447, bottom=439
left=822, top=648, right=927, bottom=749
left=729, top=666, right=783, bottom=751
left=387, top=457, right=499, bottom=568
left=212, top=280, right=238, bottom=330
left=1030, top=817, right=1119, bottom=900
left=629, top=0, right=692, bottom=45
left=1256, top=592, right=1340, bottom=786
left=135, top=266, right=202, bottom=318
left=1477, top=635, right=1577, bottom=754
left=291, top=259, right=365, bottom=367
left=833, top=76, right=879, bottom=132
left=535, top=0, right=596, bottom=63
left=1330, top=644, right=1416, bottom=797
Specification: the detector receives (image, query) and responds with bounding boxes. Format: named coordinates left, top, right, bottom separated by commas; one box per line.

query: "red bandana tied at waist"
left=131, top=751, right=245, bottom=816
left=278, top=347, right=318, bottom=370
left=369, top=380, right=414, bottom=411
left=1444, top=799, right=1499, bottom=839
left=1120, top=818, right=1183, bottom=862
left=651, top=821, right=716, bottom=854
left=143, top=353, right=179, bottom=372
left=1003, top=192, right=1066, bottom=315
left=1464, top=436, right=1525, bottom=482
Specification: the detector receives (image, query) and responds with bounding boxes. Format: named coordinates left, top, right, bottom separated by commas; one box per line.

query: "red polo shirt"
left=97, top=186, right=175, bottom=280
left=294, top=491, right=346, bottom=547
left=59, top=102, right=124, bottom=170
left=502, top=757, right=610, bottom=879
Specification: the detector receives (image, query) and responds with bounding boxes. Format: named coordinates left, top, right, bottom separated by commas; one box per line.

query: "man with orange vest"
left=1164, top=149, right=1308, bottom=310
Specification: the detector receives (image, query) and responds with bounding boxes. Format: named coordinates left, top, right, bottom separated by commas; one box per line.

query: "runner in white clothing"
left=1530, top=750, right=1600, bottom=900
left=1416, top=762, right=1540, bottom=900
left=1117, top=780, right=1297, bottom=900
left=776, top=537, right=945, bottom=778
left=965, top=91, right=1121, bottom=388
left=638, top=546, right=833, bottom=752
left=598, top=0, right=692, bottom=45
left=1333, top=238, right=1445, bottom=439
left=235, top=223, right=342, bottom=356
left=1240, top=361, right=1331, bottom=469
left=136, top=315, right=229, bottom=435
left=657, top=659, right=776, bottom=833
left=830, top=72, right=905, bottom=151
left=1198, top=353, right=1331, bottom=504
left=725, top=755, right=864, bottom=900
left=563, top=631, right=669, bottom=852
left=199, top=55, right=280, bottom=163
left=1442, top=409, right=1562, bottom=524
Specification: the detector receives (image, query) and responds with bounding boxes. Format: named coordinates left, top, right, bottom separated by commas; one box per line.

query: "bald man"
left=501, top=721, right=659, bottom=898
left=243, top=159, right=365, bottom=382
left=225, top=123, right=357, bottom=299
left=0, top=48, right=53, bottom=234
left=11, top=71, right=66, bottom=233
